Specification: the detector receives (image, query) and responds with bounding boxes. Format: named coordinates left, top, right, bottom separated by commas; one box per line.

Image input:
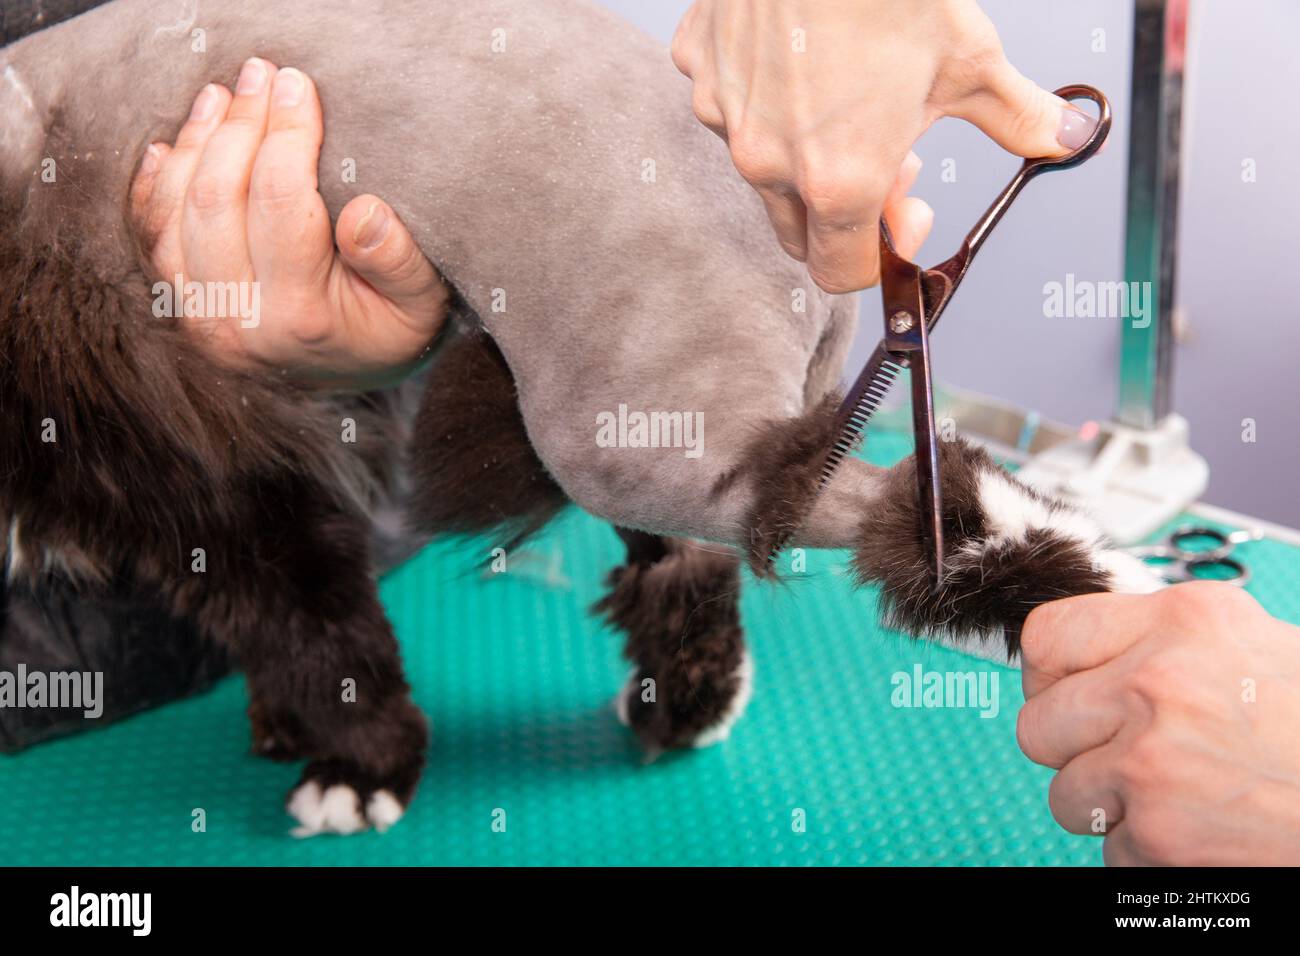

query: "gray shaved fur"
left=1, top=0, right=874, bottom=549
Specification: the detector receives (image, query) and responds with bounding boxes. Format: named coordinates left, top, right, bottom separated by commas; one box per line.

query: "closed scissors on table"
left=1127, top=526, right=1262, bottom=586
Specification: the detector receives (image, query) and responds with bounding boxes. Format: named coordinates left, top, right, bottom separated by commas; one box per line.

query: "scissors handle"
left=963, top=85, right=1112, bottom=259
left=1128, top=524, right=1261, bottom=587
left=1167, top=525, right=1262, bottom=561
left=1131, top=554, right=1251, bottom=588
left=918, top=85, right=1113, bottom=325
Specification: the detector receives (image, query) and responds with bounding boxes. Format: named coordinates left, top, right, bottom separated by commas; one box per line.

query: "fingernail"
left=1057, top=106, right=1098, bottom=151
left=354, top=202, right=390, bottom=250
left=139, top=143, right=160, bottom=176
left=273, top=68, right=305, bottom=108
left=190, top=84, right=217, bottom=121
left=237, top=58, right=268, bottom=96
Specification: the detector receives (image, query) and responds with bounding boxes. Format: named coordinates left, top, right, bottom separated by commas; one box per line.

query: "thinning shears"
left=791, top=85, right=1111, bottom=587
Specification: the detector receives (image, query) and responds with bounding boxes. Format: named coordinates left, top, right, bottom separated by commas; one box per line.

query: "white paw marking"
left=288, top=781, right=405, bottom=837
left=690, top=651, right=754, bottom=749
left=614, top=655, right=754, bottom=748
left=366, top=790, right=404, bottom=833
left=288, top=781, right=365, bottom=837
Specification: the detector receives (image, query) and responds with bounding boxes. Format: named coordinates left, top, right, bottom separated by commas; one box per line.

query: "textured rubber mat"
left=1, top=431, right=1296, bottom=866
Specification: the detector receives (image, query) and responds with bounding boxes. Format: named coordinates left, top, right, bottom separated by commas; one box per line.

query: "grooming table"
left=2, top=429, right=1296, bottom=867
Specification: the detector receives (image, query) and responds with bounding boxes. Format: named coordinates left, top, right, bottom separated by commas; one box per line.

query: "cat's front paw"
left=287, top=760, right=415, bottom=837
left=284, top=700, right=427, bottom=837
left=615, top=650, right=753, bottom=752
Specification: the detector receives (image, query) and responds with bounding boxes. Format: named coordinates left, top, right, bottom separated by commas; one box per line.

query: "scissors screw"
left=889, top=311, right=915, bottom=333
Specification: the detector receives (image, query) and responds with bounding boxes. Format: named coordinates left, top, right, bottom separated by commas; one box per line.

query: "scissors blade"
left=880, top=227, right=945, bottom=588
left=907, top=320, right=945, bottom=589
left=820, top=263, right=952, bottom=481
left=813, top=221, right=922, bottom=491
left=820, top=344, right=906, bottom=489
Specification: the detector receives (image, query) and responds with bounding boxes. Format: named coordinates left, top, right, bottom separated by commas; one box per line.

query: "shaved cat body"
left=1, top=0, right=866, bottom=546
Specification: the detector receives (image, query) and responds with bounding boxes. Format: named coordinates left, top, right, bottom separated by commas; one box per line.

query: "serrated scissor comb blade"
left=820, top=350, right=904, bottom=488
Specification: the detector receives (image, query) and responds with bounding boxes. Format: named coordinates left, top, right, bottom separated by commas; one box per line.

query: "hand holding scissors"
left=780, top=85, right=1112, bottom=584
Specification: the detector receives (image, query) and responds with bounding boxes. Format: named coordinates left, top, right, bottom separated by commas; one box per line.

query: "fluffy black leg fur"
left=179, top=475, right=428, bottom=834
left=1, top=166, right=428, bottom=833
left=410, top=326, right=568, bottom=547
left=724, top=399, right=1158, bottom=662
left=596, top=529, right=750, bottom=752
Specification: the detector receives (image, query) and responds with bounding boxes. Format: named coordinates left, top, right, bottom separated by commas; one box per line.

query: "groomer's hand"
left=1018, top=582, right=1300, bottom=865
left=130, top=59, right=448, bottom=389
left=672, top=0, right=1098, bottom=292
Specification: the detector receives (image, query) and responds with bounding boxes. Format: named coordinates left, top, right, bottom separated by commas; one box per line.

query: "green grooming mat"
left=2, top=431, right=1296, bottom=866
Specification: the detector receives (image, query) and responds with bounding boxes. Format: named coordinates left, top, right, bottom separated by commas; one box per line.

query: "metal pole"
left=1116, top=0, right=1188, bottom=428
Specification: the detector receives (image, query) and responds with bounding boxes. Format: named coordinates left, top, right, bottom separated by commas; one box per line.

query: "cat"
left=0, top=0, right=1158, bottom=835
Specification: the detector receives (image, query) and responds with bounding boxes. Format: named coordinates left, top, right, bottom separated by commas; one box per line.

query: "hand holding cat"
left=130, top=59, right=448, bottom=390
